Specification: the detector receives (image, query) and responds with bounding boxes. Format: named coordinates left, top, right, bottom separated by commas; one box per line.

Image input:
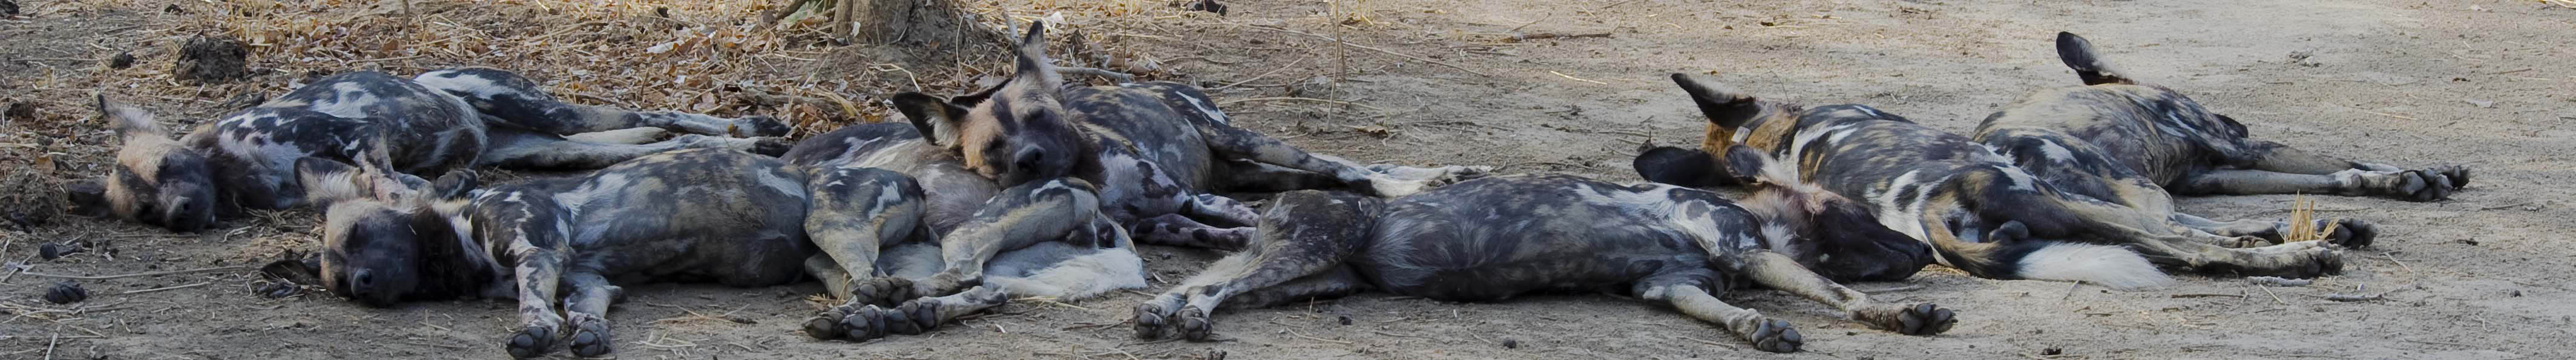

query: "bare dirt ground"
left=5, top=0, right=2574, bottom=359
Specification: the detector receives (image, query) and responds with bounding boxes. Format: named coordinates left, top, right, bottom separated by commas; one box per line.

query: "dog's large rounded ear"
left=892, top=92, right=970, bottom=147
left=1632, top=145, right=1736, bottom=188
left=95, top=95, right=168, bottom=141
left=2054, top=32, right=2134, bottom=85
left=64, top=179, right=113, bottom=218
left=1004, top=19, right=1063, bottom=94
left=1669, top=74, right=1766, bottom=129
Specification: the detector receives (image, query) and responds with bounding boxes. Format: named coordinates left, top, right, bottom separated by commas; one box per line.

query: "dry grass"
left=2282, top=194, right=2344, bottom=243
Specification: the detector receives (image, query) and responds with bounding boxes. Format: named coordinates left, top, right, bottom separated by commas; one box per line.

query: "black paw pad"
left=804, top=309, right=851, bottom=340
left=2327, top=219, right=2376, bottom=248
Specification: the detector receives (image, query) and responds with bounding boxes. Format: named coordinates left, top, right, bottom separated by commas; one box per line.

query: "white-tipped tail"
left=2016, top=242, right=2171, bottom=290
left=982, top=247, right=1148, bottom=301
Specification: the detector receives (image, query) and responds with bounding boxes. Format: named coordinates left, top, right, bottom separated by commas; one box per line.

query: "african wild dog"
left=884, top=22, right=1487, bottom=302
left=1133, top=147, right=1951, bottom=353
left=280, top=148, right=1146, bottom=358
left=1970, top=33, right=2465, bottom=244
left=1636, top=74, right=2353, bottom=290
left=65, top=67, right=790, bottom=232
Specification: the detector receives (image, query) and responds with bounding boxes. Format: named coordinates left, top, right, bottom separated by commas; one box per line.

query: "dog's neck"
left=409, top=199, right=509, bottom=299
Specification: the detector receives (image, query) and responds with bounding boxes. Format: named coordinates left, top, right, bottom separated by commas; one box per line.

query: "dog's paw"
left=1175, top=307, right=1216, bottom=342
left=566, top=313, right=614, bottom=358
left=850, top=277, right=915, bottom=307
left=2319, top=218, right=2376, bottom=248
left=1746, top=318, right=1803, bottom=353
left=504, top=317, right=564, bottom=359
left=1132, top=302, right=1173, bottom=339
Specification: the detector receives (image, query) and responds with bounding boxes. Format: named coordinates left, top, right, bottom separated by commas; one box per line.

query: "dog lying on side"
left=878, top=22, right=1489, bottom=305
left=1134, top=146, right=1951, bottom=353
left=1970, top=32, right=2466, bottom=244
left=281, top=147, right=1145, bottom=358
left=69, top=67, right=789, bottom=232
left=1636, top=73, right=2351, bottom=290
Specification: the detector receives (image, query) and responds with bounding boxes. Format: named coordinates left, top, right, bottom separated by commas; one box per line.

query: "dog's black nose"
left=350, top=270, right=375, bottom=293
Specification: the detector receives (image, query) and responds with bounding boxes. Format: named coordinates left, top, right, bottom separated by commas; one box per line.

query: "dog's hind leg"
left=414, top=67, right=790, bottom=137
left=479, top=127, right=790, bottom=170
left=2170, top=212, right=2375, bottom=248
left=1137, top=190, right=1379, bottom=341
left=833, top=285, right=1011, bottom=342
left=562, top=127, right=669, bottom=144
left=557, top=269, right=626, bottom=358
left=2179, top=140, right=2468, bottom=201
left=1194, top=120, right=1477, bottom=198
left=1632, top=270, right=1804, bottom=353
left=1726, top=250, right=1955, bottom=336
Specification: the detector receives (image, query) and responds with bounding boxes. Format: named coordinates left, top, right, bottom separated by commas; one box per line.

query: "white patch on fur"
left=1786, top=122, right=1861, bottom=171
left=1868, top=170, right=1931, bottom=241
left=2017, top=242, right=2172, bottom=290
left=2037, top=140, right=2077, bottom=164
left=409, top=71, right=513, bottom=99
left=984, top=247, right=1148, bottom=301
left=1175, top=92, right=1230, bottom=124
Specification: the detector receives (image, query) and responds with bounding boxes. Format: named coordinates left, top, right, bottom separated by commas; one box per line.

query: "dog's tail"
left=1928, top=221, right=2170, bottom=290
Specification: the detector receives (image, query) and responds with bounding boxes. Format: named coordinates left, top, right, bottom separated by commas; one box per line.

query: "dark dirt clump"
left=174, top=35, right=250, bottom=84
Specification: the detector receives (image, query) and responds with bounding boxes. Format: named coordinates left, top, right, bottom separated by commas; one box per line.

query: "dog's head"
left=895, top=21, right=1082, bottom=188
left=65, top=96, right=219, bottom=232
left=1709, top=144, right=1934, bottom=282
left=1670, top=74, right=1807, bottom=157
left=294, top=150, right=477, bottom=307
left=2054, top=32, right=2249, bottom=139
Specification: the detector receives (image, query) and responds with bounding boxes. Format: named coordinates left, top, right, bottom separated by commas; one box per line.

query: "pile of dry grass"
left=2282, top=195, right=2344, bottom=243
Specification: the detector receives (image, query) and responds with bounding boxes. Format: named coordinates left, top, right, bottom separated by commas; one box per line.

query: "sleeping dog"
left=1971, top=33, right=2468, bottom=244
left=1134, top=146, right=1950, bottom=353
left=69, top=67, right=789, bottom=232
left=882, top=22, right=1488, bottom=303
left=1635, top=73, right=2352, bottom=289
left=283, top=147, right=1144, bottom=358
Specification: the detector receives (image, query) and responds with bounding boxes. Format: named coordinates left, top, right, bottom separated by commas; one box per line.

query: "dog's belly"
left=1355, top=176, right=1726, bottom=302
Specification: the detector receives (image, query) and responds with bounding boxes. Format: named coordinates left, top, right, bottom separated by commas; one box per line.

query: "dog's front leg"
left=559, top=268, right=625, bottom=358
left=1724, top=250, right=1955, bottom=336
left=502, top=241, right=568, bottom=359
left=912, top=178, right=1102, bottom=298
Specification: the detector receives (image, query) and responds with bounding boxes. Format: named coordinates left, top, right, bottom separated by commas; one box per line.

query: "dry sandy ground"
left=4, top=0, right=2574, bottom=359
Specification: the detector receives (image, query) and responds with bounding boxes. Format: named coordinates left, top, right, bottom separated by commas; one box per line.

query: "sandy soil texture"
left=3, top=0, right=2572, bottom=359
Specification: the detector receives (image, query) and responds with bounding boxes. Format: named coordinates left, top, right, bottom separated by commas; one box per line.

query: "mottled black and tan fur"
left=67, top=68, right=789, bottom=232
left=282, top=148, right=1146, bottom=358
left=1970, top=32, right=2466, bottom=245
left=892, top=22, right=1488, bottom=301
left=1638, top=73, right=2353, bottom=290
left=1134, top=148, right=1952, bottom=353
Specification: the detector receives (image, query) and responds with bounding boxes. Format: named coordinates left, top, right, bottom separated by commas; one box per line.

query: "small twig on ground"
left=2479, top=202, right=2532, bottom=210
left=19, top=265, right=247, bottom=280
left=1211, top=56, right=1309, bottom=91
left=2256, top=284, right=2288, bottom=305
left=1372, top=330, right=1434, bottom=339
left=1512, top=33, right=1612, bottom=41
left=1548, top=70, right=1608, bottom=85
left=1217, top=97, right=1388, bottom=112
left=119, top=282, right=209, bottom=295
left=2170, top=293, right=2247, bottom=299
left=1856, top=284, right=1924, bottom=293
left=2378, top=252, right=2418, bottom=276
left=2060, top=281, right=2083, bottom=301
left=2360, top=110, right=2418, bottom=121
left=1286, top=328, right=1352, bottom=344
left=1670, top=335, right=1740, bottom=350
left=2247, top=276, right=2312, bottom=287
